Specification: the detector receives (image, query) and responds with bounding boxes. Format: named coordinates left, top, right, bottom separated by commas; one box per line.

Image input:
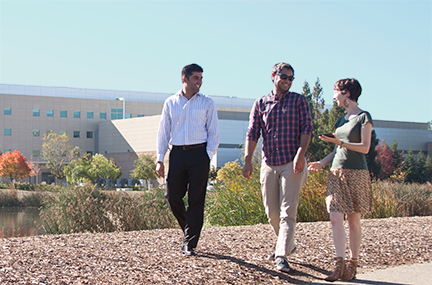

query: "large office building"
left=0, top=83, right=431, bottom=184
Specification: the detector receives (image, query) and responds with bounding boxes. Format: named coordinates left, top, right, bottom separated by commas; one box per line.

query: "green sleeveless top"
left=331, top=111, right=373, bottom=169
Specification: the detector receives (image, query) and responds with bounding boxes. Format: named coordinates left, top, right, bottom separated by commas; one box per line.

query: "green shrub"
left=298, top=171, right=329, bottom=222
left=205, top=159, right=267, bottom=227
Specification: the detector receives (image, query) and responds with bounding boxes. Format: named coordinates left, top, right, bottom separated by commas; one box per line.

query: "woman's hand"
left=308, top=161, right=324, bottom=172
left=319, top=133, right=342, bottom=147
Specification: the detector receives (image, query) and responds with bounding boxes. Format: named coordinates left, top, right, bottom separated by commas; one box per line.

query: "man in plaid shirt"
left=242, top=62, right=313, bottom=273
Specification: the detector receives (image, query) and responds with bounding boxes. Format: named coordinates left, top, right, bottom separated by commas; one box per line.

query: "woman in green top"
left=308, top=78, right=373, bottom=282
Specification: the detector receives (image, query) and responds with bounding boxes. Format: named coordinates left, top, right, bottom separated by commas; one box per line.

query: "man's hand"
left=156, top=161, right=165, bottom=178
left=293, top=153, right=305, bottom=173
left=242, top=161, right=253, bottom=179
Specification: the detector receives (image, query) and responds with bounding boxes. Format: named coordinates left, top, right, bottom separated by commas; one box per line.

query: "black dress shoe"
left=181, top=245, right=197, bottom=256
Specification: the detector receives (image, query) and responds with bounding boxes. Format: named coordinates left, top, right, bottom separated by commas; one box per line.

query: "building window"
left=86, top=151, right=93, bottom=155
left=47, top=110, right=54, bottom=117
left=73, top=131, right=80, bottom=138
left=32, top=150, right=40, bottom=157
left=60, top=131, right=67, bottom=135
left=125, top=114, right=132, bottom=119
left=33, top=130, right=40, bottom=137
left=87, top=112, right=93, bottom=119
left=73, top=111, right=80, bottom=118
left=33, top=109, right=40, bottom=116
left=137, top=114, right=144, bottom=117
left=60, top=111, right=67, bottom=118
left=4, top=108, right=11, bottom=115
left=86, top=131, right=93, bottom=139
left=100, top=112, right=107, bottom=119
left=4, top=129, right=11, bottom=136
left=111, top=108, right=123, bottom=120
left=46, top=130, right=54, bottom=135
left=3, top=149, right=11, bottom=153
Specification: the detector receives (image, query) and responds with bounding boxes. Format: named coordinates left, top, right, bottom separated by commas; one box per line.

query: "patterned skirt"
left=326, top=168, right=373, bottom=214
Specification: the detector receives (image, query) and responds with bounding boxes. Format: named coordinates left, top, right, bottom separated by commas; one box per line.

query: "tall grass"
left=40, top=185, right=176, bottom=234
left=0, top=190, right=47, bottom=207
left=205, top=160, right=432, bottom=226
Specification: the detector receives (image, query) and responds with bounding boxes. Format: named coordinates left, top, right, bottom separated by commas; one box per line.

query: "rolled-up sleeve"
left=299, top=96, right=313, bottom=136
left=156, top=100, right=171, bottom=162
left=206, top=100, right=219, bottom=159
left=246, top=99, right=261, bottom=142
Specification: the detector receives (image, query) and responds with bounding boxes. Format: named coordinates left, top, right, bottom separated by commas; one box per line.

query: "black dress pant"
left=165, top=145, right=210, bottom=249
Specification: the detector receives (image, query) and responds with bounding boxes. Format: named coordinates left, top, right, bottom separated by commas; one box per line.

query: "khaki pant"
left=261, top=159, right=308, bottom=257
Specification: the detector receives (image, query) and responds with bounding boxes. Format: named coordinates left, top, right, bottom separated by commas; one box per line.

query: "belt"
left=172, top=143, right=206, bottom=150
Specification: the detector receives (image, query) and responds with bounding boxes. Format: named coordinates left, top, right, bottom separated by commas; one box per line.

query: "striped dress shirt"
left=157, top=90, right=219, bottom=162
left=246, top=90, right=313, bottom=166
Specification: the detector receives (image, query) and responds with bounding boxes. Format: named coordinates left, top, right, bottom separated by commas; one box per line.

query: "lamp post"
left=116, top=97, right=125, bottom=119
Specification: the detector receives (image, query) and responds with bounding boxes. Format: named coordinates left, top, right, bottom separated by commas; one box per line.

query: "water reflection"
left=0, top=207, right=45, bottom=238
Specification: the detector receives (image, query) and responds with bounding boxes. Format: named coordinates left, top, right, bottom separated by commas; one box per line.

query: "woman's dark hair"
left=334, top=78, right=362, bottom=102
left=181, top=64, right=203, bottom=80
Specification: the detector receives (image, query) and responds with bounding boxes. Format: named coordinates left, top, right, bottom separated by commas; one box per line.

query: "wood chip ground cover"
left=0, top=216, right=431, bottom=284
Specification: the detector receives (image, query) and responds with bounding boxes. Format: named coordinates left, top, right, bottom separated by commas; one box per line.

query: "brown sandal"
left=342, top=258, right=359, bottom=281
left=325, top=257, right=345, bottom=282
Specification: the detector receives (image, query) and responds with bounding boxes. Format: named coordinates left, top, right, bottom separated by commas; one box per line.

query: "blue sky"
left=0, top=0, right=431, bottom=123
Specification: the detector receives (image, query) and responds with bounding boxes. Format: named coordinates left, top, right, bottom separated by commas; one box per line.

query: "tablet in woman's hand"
left=320, top=133, right=335, bottom=138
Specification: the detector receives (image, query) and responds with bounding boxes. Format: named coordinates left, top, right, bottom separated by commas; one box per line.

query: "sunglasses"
left=276, top=73, right=295, bottom=81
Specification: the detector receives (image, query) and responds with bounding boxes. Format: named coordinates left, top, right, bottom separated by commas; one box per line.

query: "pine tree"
left=404, top=149, right=417, bottom=183
left=424, top=155, right=432, bottom=183
left=390, top=140, right=404, bottom=171
left=416, top=151, right=426, bottom=183
left=366, top=130, right=381, bottom=180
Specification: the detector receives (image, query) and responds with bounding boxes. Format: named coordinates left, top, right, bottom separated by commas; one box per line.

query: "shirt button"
left=276, top=148, right=278, bottom=150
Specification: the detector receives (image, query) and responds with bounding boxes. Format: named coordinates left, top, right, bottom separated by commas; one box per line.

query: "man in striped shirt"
left=156, top=63, right=219, bottom=256
left=242, top=62, right=313, bottom=273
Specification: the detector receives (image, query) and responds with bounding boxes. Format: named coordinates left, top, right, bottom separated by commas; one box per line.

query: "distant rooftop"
left=0, top=83, right=255, bottom=109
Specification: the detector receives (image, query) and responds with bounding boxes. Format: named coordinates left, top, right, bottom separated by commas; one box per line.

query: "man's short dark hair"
left=181, top=64, right=203, bottom=80
left=334, top=78, right=362, bottom=102
left=272, top=62, right=295, bottom=76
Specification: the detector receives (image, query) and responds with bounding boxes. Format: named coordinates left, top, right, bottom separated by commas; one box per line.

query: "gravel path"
left=0, top=216, right=431, bottom=284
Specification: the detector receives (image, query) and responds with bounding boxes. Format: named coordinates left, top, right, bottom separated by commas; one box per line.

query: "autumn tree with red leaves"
left=375, top=139, right=395, bottom=180
left=0, top=150, right=32, bottom=189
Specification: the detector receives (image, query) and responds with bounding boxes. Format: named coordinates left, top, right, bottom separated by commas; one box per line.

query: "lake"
left=0, top=207, right=45, bottom=238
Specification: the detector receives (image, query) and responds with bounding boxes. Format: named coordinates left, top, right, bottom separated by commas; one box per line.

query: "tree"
left=64, top=153, right=121, bottom=184
left=366, top=130, right=381, bottom=180
left=390, top=140, right=404, bottom=171
left=423, top=156, right=432, bottom=183
left=404, top=149, right=417, bottom=183
left=303, top=79, right=342, bottom=162
left=0, top=150, right=32, bottom=189
left=416, top=151, right=426, bottom=183
left=130, top=154, right=158, bottom=180
left=375, top=139, right=395, bottom=180
left=42, top=132, right=80, bottom=184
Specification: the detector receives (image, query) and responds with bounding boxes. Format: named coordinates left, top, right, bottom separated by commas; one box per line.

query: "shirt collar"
left=269, top=90, right=290, bottom=101
left=177, top=90, right=202, bottom=99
